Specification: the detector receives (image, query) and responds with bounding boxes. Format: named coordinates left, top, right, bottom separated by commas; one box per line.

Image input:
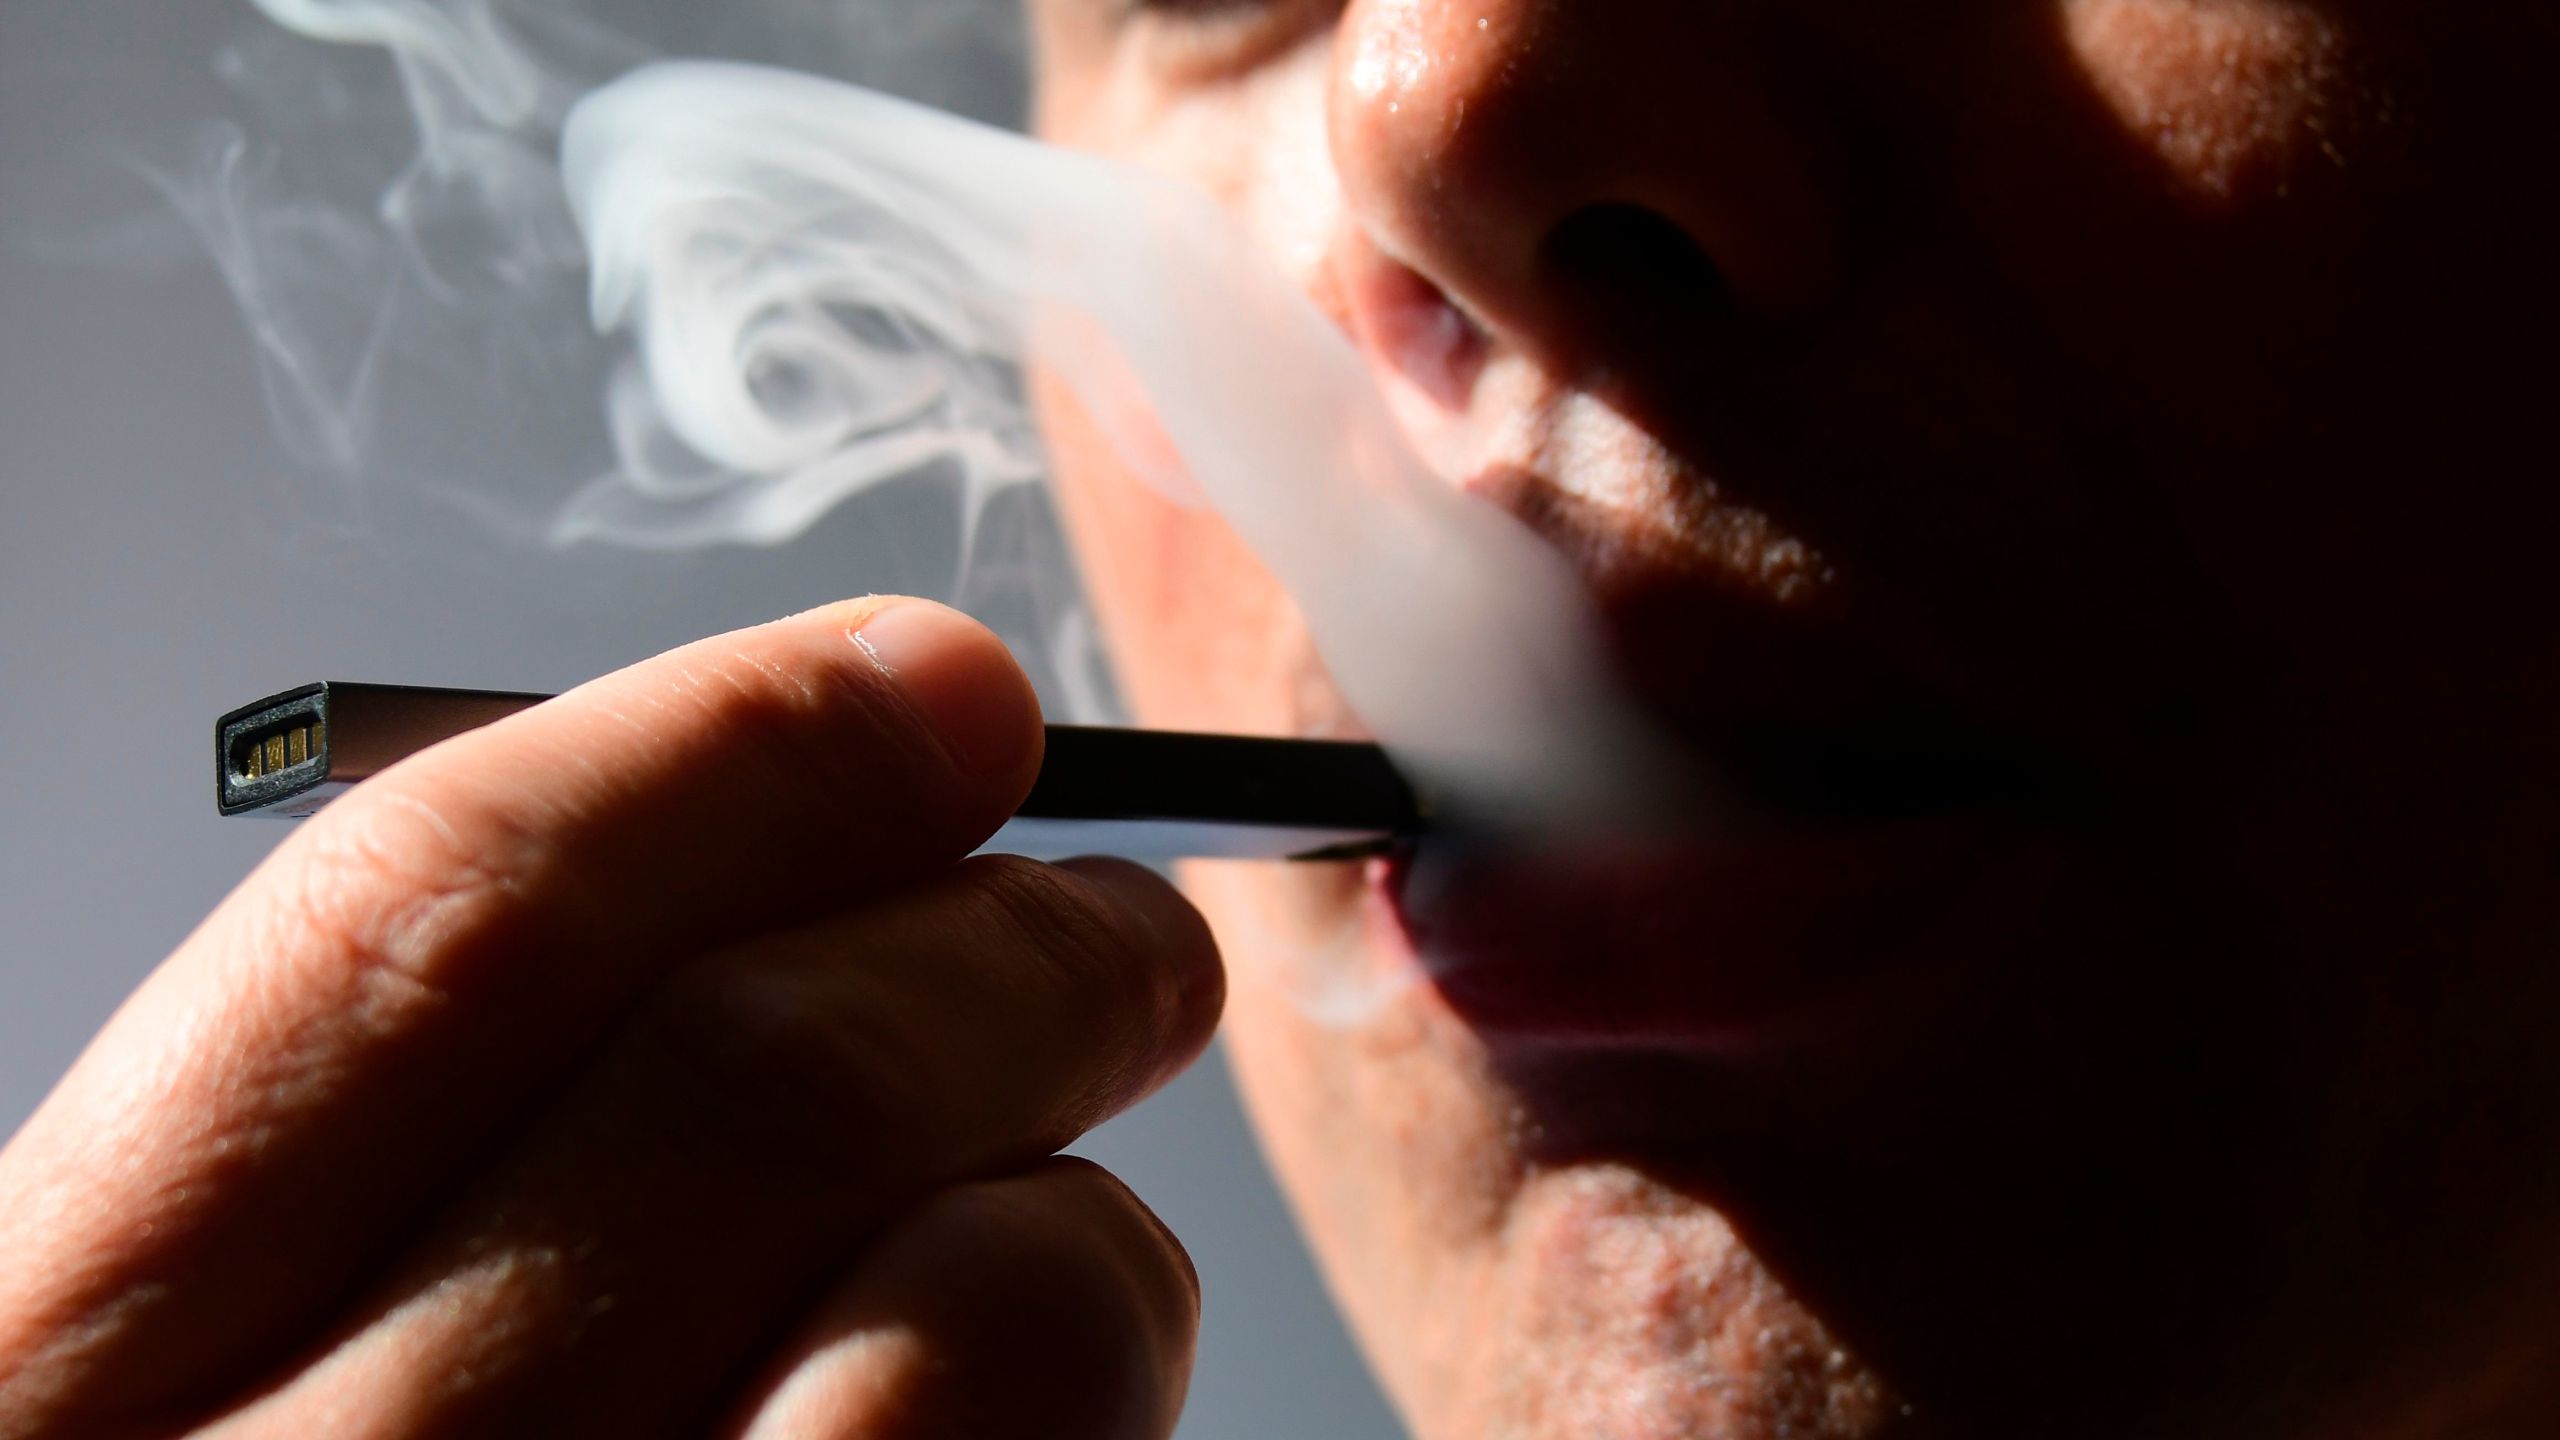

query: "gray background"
left=0, top=2, right=1400, bottom=1435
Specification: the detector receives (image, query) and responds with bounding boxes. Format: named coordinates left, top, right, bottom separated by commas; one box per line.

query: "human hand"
left=0, top=599, right=1222, bottom=1439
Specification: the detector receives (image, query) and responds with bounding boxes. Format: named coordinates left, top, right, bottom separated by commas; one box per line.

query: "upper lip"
left=1340, top=247, right=2064, bottom=1054
left=1454, top=458, right=2054, bottom=832
left=1341, top=239, right=2060, bottom=833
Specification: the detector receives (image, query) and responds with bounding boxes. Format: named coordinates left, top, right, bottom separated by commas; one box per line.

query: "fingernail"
left=851, top=602, right=1041, bottom=777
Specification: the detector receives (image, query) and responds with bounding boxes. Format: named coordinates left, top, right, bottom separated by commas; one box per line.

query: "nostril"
left=1543, top=203, right=1728, bottom=298
left=1344, top=248, right=1492, bottom=413
left=1538, top=203, right=1730, bottom=353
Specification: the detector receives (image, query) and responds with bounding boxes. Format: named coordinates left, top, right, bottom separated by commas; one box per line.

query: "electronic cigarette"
left=217, top=682, right=1421, bottom=861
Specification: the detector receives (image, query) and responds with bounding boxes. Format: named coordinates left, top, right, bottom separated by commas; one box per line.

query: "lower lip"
left=1374, top=812, right=2009, bottom=1053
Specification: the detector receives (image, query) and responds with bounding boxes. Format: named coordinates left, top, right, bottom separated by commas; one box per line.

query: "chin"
left=1186, top=854, right=1920, bottom=1440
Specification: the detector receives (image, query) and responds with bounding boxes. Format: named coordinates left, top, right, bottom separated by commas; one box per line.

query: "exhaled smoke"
left=565, top=62, right=1674, bottom=827
left=210, top=1, right=1673, bottom=832
left=196, top=0, right=1028, bottom=546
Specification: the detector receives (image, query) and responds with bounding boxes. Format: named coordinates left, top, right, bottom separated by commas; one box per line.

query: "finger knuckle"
left=901, top=1163, right=1202, bottom=1415
left=259, top=786, right=548, bottom=1018
left=616, top=954, right=930, bottom=1178
left=653, top=642, right=929, bottom=813
left=960, top=857, right=1182, bottom=1044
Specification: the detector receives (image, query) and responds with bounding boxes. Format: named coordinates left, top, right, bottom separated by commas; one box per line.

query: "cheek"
left=2061, top=0, right=2354, bottom=202
left=1102, top=42, right=1350, bottom=305
left=1223, top=47, right=1349, bottom=294
left=1030, top=39, right=1357, bottom=737
left=1031, top=368, right=1322, bottom=737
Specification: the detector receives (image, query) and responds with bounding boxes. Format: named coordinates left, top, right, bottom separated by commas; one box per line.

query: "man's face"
left=1022, top=2, right=2560, bottom=1435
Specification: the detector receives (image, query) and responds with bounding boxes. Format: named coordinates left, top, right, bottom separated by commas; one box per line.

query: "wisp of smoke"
left=205, top=3, right=1685, bottom=1018
left=564, top=61, right=1674, bottom=830
left=176, top=0, right=1028, bottom=544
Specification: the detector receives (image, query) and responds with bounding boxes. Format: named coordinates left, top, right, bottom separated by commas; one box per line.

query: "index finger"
left=0, top=598, right=1041, bottom=1421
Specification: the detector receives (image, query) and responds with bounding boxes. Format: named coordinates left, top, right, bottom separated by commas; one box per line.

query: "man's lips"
left=1370, top=470, right=2045, bottom=1051
left=1330, top=252, right=2052, bottom=1054
left=1383, top=804, right=2009, bottom=1052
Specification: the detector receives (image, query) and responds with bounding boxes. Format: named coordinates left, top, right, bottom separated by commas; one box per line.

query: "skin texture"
left=3, top=6, right=2555, bottom=1439
left=1024, top=1, right=2560, bottom=1437
left=0, top=600, right=1218, bottom=1439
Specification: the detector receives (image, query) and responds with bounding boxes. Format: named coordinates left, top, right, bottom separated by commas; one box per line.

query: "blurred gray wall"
left=0, top=3, right=1400, bottom=1435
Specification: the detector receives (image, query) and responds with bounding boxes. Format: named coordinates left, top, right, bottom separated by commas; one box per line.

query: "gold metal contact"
left=238, top=721, right=323, bottom=781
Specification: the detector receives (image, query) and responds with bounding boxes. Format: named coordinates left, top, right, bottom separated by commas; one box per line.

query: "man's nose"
left=1325, top=0, right=1839, bottom=380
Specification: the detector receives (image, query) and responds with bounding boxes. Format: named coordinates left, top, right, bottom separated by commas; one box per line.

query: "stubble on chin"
left=1421, top=1164, right=1904, bottom=1440
left=1195, top=860, right=1904, bottom=1440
